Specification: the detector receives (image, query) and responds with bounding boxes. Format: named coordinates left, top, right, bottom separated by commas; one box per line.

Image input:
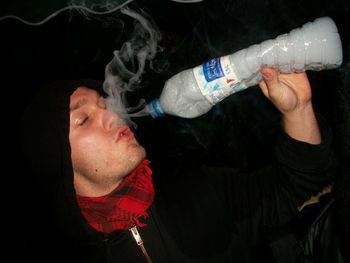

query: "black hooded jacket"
left=20, top=80, right=337, bottom=262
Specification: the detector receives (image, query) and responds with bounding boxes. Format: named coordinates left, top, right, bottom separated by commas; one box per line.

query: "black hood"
left=20, top=79, right=106, bottom=243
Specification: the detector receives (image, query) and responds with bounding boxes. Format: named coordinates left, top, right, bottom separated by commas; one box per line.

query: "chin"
left=129, top=145, right=147, bottom=165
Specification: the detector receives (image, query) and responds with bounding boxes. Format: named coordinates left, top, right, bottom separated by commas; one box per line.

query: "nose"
left=102, top=109, right=124, bottom=131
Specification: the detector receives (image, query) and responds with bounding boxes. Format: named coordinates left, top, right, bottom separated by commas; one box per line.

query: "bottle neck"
left=147, top=99, right=165, bottom=118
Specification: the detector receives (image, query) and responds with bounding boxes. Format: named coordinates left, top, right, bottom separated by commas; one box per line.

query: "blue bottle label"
left=203, top=58, right=225, bottom=82
left=193, top=55, right=241, bottom=104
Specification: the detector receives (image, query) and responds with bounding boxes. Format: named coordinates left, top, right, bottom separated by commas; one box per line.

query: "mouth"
left=116, top=127, right=134, bottom=142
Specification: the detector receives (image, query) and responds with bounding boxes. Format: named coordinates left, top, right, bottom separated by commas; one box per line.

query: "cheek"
left=71, top=134, right=129, bottom=168
left=70, top=132, right=146, bottom=176
left=70, top=133, right=109, bottom=166
left=70, top=138, right=116, bottom=180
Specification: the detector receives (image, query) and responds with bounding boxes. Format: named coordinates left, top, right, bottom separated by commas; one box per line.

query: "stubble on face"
left=73, top=134, right=146, bottom=182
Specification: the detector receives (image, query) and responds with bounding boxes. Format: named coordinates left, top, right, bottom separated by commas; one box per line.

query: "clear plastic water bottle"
left=147, top=16, right=343, bottom=118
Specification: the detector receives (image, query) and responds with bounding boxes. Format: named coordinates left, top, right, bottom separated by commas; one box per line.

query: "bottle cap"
left=147, top=99, right=165, bottom=118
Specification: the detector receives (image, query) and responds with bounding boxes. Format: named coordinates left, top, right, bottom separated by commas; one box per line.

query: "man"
left=20, top=68, right=337, bottom=262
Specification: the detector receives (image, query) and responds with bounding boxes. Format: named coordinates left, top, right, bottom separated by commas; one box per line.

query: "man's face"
left=69, top=86, right=146, bottom=196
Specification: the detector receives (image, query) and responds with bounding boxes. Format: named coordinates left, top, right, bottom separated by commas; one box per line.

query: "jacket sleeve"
left=203, top=115, right=338, bottom=228
left=154, top=115, right=337, bottom=253
left=275, top=115, right=336, bottom=202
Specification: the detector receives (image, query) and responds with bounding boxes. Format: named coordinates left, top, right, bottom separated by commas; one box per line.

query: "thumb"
left=260, top=67, right=281, bottom=98
left=261, top=67, right=279, bottom=88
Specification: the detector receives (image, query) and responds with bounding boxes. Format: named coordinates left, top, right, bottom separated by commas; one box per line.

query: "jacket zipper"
left=129, top=226, right=153, bottom=263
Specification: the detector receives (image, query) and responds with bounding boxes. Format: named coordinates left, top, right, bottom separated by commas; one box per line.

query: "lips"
left=116, top=127, right=134, bottom=142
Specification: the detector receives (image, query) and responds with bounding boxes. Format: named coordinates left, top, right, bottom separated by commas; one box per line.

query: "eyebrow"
left=70, top=98, right=88, bottom=112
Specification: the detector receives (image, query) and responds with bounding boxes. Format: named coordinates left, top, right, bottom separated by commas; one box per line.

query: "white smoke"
left=0, top=0, right=135, bottom=25
left=102, top=7, right=162, bottom=127
left=0, top=0, right=163, bottom=126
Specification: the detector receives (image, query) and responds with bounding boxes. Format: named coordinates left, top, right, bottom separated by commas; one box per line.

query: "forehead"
left=70, top=86, right=98, bottom=99
left=70, top=86, right=100, bottom=110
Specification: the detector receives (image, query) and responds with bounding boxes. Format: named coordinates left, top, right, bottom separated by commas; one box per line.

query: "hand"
left=258, top=67, right=312, bottom=115
left=259, top=67, right=321, bottom=144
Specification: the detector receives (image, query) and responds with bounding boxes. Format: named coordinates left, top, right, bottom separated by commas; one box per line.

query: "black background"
left=1, top=0, right=349, bottom=259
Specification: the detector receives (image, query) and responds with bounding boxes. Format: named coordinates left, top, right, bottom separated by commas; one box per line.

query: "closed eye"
left=75, top=116, right=88, bottom=126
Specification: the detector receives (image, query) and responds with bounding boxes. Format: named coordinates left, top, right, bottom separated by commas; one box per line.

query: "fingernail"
left=262, top=71, right=273, bottom=81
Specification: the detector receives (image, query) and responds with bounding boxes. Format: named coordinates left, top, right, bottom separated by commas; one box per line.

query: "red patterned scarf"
left=77, top=159, right=154, bottom=233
